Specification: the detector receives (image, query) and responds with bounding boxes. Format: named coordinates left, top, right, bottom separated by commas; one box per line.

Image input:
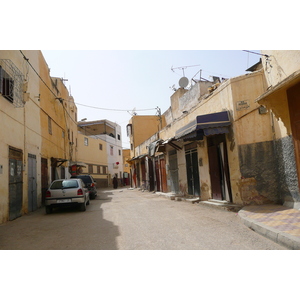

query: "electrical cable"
left=242, top=50, right=269, bottom=58
left=75, top=102, right=156, bottom=112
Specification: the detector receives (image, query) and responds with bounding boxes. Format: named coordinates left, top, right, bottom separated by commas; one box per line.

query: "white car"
left=45, top=179, right=90, bottom=214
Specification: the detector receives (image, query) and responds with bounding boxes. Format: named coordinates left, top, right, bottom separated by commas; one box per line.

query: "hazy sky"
left=42, top=50, right=261, bottom=148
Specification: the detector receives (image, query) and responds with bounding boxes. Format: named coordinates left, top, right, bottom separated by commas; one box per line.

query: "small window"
left=126, top=124, right=132, bottom=136
left=48, top=116, right=52, bottom=135
left=84, top=137, right=88, bottom=146
left=119, top=149, right=121, bottom=155
left=118, top=134, right=120, bottom=140
left=0, top=66, right=14, bottom=102
left=99, top=143, right=103, bottom=150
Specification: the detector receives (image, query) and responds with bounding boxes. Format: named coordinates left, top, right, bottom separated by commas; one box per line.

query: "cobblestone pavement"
left=0, top=188, right=287, bottom=250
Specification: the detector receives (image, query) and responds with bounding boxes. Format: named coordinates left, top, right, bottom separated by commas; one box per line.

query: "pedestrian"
left=113, top=176, right=118, bottom=189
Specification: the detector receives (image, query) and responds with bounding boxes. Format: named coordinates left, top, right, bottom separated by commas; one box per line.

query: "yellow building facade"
left=131, top=55, right=300, bottom=208
left=0, top=50, right=79, bottom=223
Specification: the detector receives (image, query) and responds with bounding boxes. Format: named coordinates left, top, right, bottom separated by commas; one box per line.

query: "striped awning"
left=175, top=111, right=231, bottom=140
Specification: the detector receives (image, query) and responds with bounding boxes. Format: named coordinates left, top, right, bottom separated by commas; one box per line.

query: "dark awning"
left=175, top=111, right=231, bottom=140
left=129, top=154, right=147, bottom=162
left=148, top=139, right=163, bottom=157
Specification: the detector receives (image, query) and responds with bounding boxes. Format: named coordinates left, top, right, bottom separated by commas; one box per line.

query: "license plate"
left=57, top=199, right=72, bottom=203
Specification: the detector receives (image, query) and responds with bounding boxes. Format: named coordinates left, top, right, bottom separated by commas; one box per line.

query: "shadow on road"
left=0, top=188, right=121, bottom=250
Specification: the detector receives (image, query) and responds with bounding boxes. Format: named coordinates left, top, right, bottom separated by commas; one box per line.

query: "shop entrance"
left=207, top=135, right=232, bottom=201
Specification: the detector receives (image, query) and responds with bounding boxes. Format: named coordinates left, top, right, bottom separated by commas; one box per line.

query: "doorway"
left=9, top=147, right=23, bottom=220
left=207, top=134, right=232, bottom=201
left=28, top=154, right=37, bottom=212
left=41, top=158, right=48, bottom=205
left=169, top=150, right=179, bottom=194
left=185, top=143, right=200, bottom=196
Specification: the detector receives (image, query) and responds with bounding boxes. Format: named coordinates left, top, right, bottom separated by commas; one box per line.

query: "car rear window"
left=77, top=176, right=92, bottom=183
left=50, top=180, right=79, bottom=189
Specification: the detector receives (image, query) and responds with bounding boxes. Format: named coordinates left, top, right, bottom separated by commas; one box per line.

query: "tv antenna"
left=171, top=64, right=201, bottom=77
left=127, top=107, right=137, bottom=116
left=171, top=64, right=201, bottom=89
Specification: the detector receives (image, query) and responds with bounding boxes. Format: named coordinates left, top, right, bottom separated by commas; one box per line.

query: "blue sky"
left=42, top=50, right=261, bottom=148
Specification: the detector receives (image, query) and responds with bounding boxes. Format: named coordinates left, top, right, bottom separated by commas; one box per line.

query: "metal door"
left=148, top=158, right=155, bottom=191
left=169, top=150, right=179, bottom=194
left=185, top=148, right=200, bottom=196
left=28, top=154, right=37, bottom=212
left=9, top=147, right=23, bottom=220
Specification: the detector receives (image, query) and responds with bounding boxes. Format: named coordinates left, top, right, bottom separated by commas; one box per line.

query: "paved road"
left=0, top=188, right=287, bottom=250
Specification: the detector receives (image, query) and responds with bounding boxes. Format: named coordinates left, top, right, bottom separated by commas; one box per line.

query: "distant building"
left=122, top=149, right=131, bottom=186
left=78, top=119, right=123, bottom=187
left=126, top=115, right=166, bottom=188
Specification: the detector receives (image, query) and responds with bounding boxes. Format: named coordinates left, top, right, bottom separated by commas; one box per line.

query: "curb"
left=239, top=214, right=300, bottom=250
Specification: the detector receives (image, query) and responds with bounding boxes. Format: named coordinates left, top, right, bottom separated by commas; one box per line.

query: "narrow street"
left=0, top=188, right=287, bottom=250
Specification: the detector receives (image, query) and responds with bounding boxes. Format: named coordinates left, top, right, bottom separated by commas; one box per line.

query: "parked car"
left=45, top=179, right=90, bottom=214
left=71, top=175, right=97, bottom=199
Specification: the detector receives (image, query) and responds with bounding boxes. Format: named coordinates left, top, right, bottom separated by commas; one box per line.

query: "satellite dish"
left=179, top=77, right=189, bottom=88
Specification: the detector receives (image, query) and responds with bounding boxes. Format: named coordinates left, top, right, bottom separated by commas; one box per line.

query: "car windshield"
left=50, top=180, right=79, bottom=189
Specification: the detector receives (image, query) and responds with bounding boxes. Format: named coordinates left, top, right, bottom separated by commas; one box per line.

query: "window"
left=118, top=134, right=121, bottom=140
left=48, top=116, right=52, bottom=135
left=0, top=59, right=24, bottom=108
left=84, top=137, right=88, bottom=146
left=0, top=66, right=14, bottom=102
left=126, top=124, right=132, bottom=136
left=119, top=149, right=121, bottom=155
left=99, top=143, right=103, bottom=150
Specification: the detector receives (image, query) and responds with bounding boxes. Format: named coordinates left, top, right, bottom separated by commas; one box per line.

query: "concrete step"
left=199, top=200, right=243, bottom=212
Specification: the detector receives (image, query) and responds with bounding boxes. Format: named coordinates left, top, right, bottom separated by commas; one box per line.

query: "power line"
left=242, top=50, right=269, bottom=58
left=75, top=102, right=156, bottom=112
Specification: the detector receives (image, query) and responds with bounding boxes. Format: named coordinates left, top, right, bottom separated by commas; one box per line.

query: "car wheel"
left=45, top=206, right=52, bottom=214
left=79, top=201, right=86, bottom=212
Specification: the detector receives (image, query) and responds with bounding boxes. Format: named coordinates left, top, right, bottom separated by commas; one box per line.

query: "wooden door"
left=208, top=144, right=223, bottom=200
left=160, top=158, right=168, bottom=192
left=155, top=159, right=161, bottom=191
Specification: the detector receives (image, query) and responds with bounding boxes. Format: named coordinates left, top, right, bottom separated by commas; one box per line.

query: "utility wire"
left=242, top=50, right=269, bottom=58
left=75, top=102, right=156, bottom=112
left=19, top=50, right=58, bottom=98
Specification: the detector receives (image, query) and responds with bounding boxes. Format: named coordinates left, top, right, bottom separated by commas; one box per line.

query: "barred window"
left=0, top=59, right=24, bottom=108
